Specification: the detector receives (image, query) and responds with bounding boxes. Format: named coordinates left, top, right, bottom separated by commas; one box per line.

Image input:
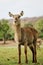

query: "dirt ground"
left=0, top=38, right=43, bottom=47
left=0, top=40, right=17, bottom=47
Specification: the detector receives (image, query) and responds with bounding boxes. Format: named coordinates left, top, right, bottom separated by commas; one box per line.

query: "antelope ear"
left=9, top=12, right=13, bottom=17
left=9, top=12, right=11, bottom=17
left=20, top=11, right=24, bottom=16
left=9, top=12, right=11, bottom=14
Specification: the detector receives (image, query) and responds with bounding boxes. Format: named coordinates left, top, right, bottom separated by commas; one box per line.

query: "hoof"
left=25, top=60, right=28, bottom=64
left=32, top=60, right=37, bottom=63
left=18, top=62, right=21, bottom=64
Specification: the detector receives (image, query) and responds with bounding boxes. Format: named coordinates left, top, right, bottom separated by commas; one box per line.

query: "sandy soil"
left=0, top=40, right=17, bottom=47
left=0, top=38, right=43, bottom=47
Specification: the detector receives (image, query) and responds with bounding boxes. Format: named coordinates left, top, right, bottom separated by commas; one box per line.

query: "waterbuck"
left=9, top=11, right=38, bottom=64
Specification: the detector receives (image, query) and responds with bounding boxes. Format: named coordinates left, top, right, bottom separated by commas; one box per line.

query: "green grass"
left=0, top=47, right=43, bottom=65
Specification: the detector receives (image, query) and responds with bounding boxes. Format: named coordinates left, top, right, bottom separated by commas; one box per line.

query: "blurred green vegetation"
left=24, top=23, right=33, bottom=27
left=0, top=18, right=43, bottom=43
left=34, top=19, right=43, bottom=38
left=24, top=19, right=43, bottom=39
left=0, top=19, right=14, bottom=43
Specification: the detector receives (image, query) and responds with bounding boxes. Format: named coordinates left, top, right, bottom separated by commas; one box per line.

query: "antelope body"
left=9, top=11, right=38, bottom=63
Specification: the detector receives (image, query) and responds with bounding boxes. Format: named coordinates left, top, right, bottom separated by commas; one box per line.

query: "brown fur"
left=9, top=11, right=38, bottom=63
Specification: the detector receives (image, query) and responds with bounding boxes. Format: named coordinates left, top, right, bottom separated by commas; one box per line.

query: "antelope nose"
left=15, top=18, right=17, bottom=20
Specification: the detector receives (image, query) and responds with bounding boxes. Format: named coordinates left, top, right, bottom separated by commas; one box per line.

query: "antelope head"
left=9, top=11, right=24, bottom=26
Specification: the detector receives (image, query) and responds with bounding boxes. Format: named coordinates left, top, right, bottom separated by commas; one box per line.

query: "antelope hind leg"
left=29, top=44, right=37, bottom=63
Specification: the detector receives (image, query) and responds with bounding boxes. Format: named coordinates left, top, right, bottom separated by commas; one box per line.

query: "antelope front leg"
left=24, top=43, right=28, bottom=63
left=18, top=44, right=21, bottom=64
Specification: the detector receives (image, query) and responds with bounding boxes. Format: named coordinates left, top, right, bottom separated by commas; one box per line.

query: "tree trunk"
left=4, top=38, right=6, bottom=44
left=3, top=34, right=6, bottom=44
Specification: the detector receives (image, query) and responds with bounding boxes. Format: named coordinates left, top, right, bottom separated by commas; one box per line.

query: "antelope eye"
left=18, top=16, right=20, bottom=18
